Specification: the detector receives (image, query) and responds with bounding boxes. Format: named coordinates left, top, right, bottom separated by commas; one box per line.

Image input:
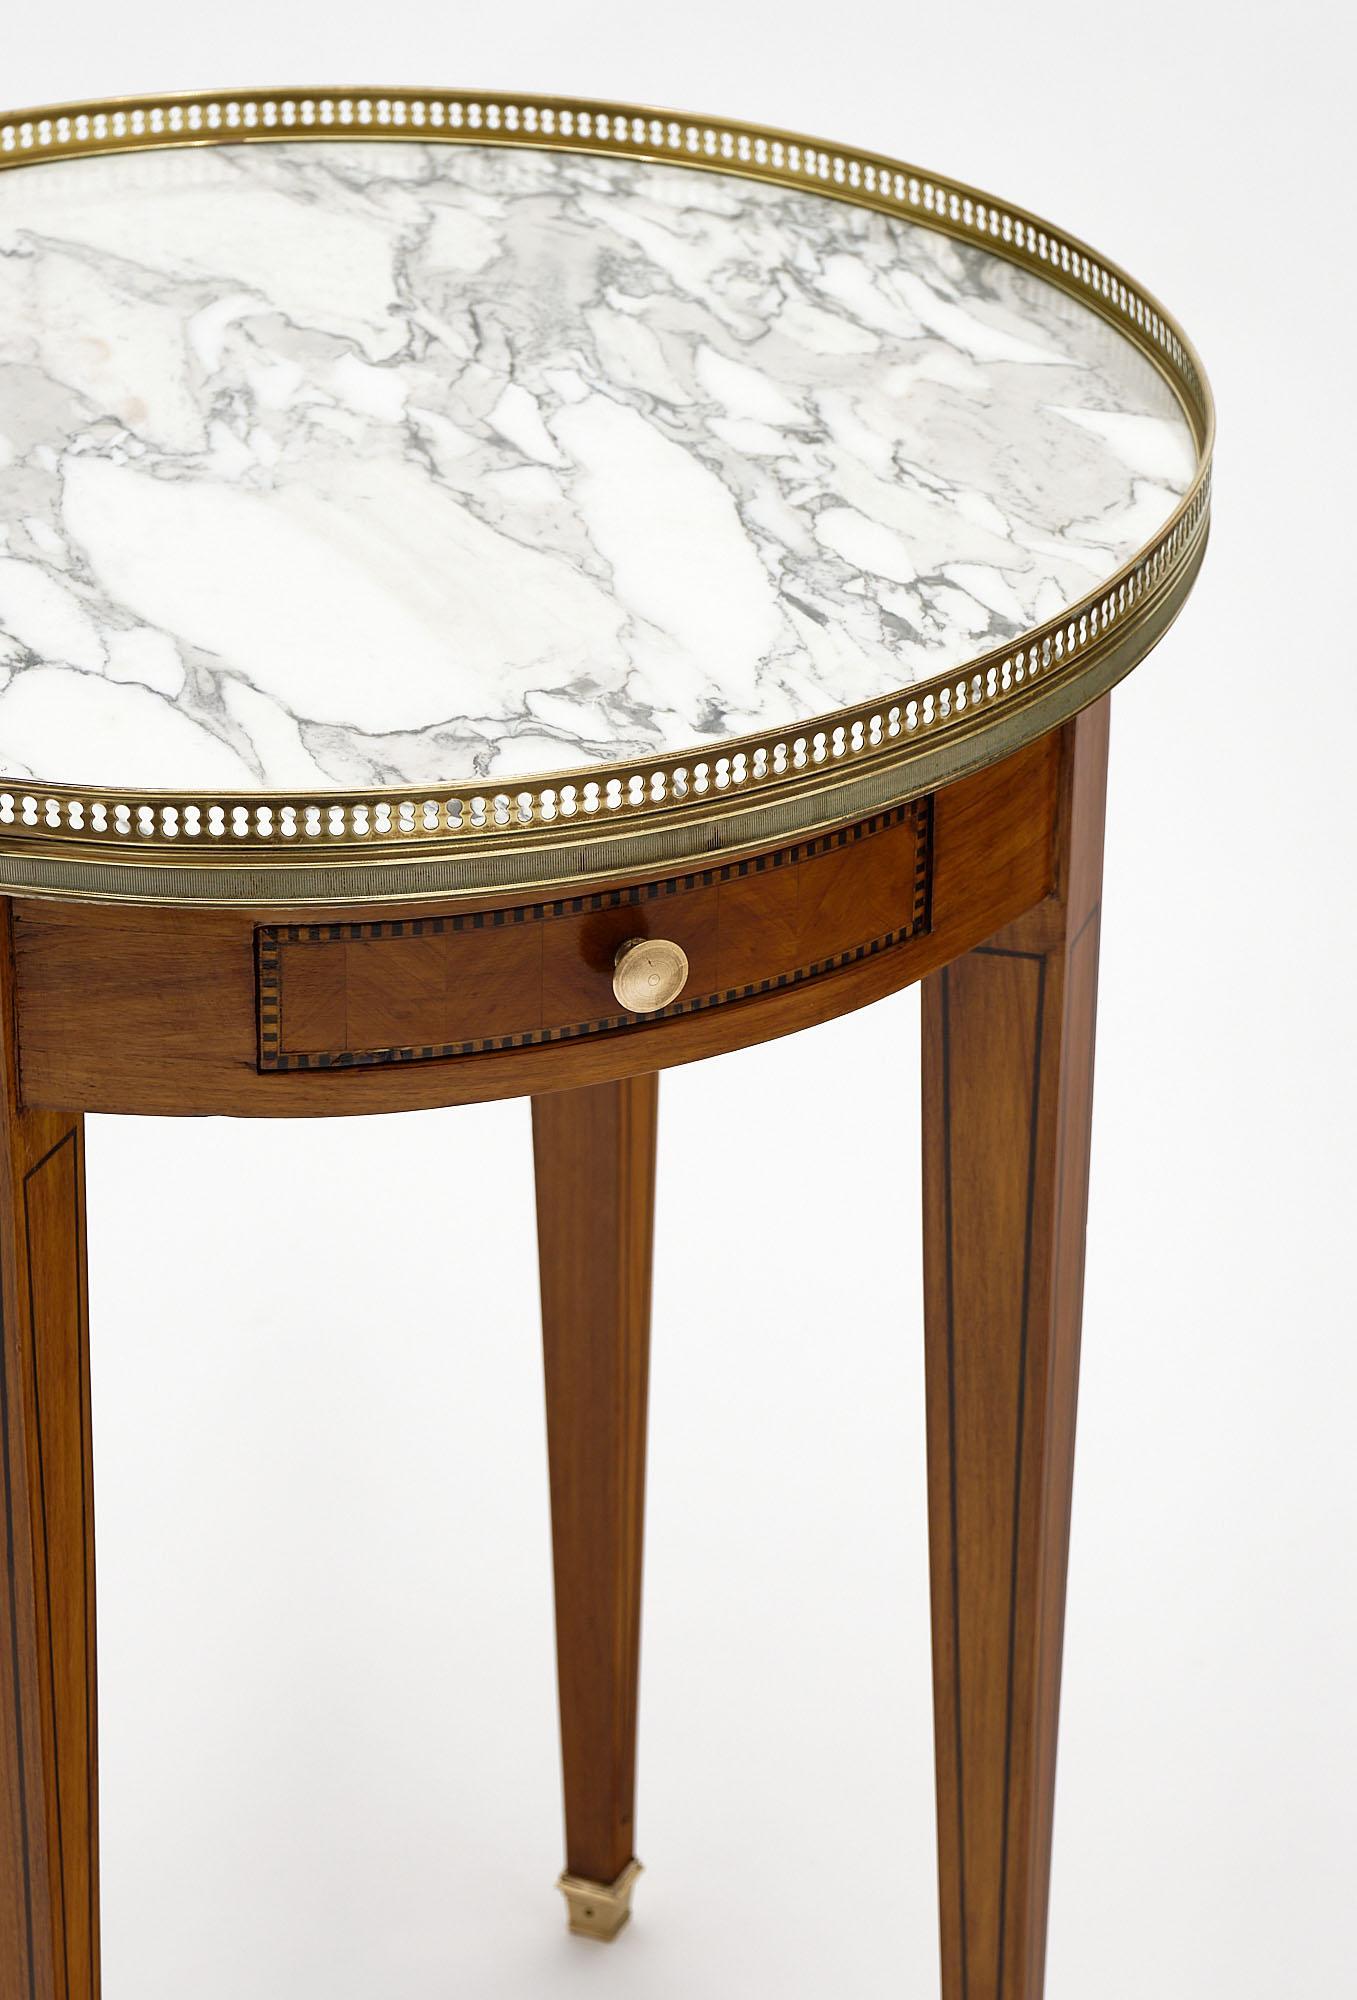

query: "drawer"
left=256, top=800, right=933, bottom=1071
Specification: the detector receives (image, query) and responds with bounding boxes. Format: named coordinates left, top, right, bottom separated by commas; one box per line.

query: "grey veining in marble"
left=0, top=142, right=1196, bottom=793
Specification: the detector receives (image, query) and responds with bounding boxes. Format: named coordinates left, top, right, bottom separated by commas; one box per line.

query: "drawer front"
left=256, top=800, right=932, bottom=1072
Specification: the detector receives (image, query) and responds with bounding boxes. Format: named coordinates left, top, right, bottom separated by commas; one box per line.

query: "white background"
left=10, top=4, right=1357, bottom=1995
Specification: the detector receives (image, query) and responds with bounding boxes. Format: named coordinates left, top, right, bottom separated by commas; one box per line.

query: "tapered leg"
left=0, top=902, right=99, bottom=2000
left=532, top=1074, right=656, bottom=1942
left=922, top=701, right=1109, bottom=2000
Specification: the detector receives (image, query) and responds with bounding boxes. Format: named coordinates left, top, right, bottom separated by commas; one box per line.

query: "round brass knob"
left=612, top=936, right=689, bottom=1013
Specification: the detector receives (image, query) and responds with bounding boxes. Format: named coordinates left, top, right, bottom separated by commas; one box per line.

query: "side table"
left=0, top=90, right=1212, bottom=1999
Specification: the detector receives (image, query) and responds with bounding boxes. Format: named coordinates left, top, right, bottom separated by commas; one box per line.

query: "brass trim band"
left=0, top=89, right=1214, bottom=905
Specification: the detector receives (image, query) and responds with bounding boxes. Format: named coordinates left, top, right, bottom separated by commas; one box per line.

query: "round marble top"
left=0, top=138, right=1197, bottom=799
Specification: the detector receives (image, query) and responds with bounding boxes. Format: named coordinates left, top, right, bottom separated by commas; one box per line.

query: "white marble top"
left=0, top=142, right=1195, bottom=794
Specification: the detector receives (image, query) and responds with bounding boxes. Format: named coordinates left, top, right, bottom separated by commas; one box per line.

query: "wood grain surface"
left=921, top=699, right=1109, bottom=2000
left=0, top=903, right=98, bottom=2000
left=533, top=1076, right=656, bottom=1890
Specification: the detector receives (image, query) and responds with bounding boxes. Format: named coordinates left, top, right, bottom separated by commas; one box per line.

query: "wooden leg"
left=921, top=701, right=1109, bottom=2000
left=532, top=1073, right=656, bottom=1942
left=0, top=902, right=99, bottom=2000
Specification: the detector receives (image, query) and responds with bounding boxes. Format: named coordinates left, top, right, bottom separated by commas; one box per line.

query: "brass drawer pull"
left=612, top=937, right=689, bottom=1013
